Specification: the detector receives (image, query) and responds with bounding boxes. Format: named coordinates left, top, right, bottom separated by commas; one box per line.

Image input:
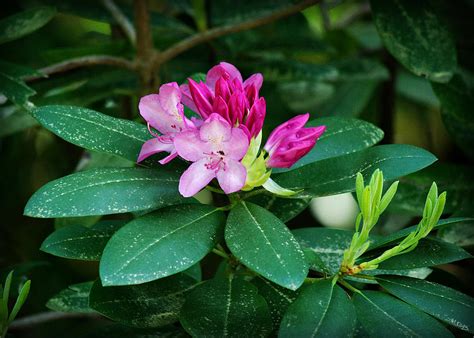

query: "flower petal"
left=199, top=114, right=232, bottom=143
left=216, top=159, right=247, bottom=194
left=189, top=78, right=213, bottom=118
left=224, top=127, right=250, bottom=160
left=243, top=73, right=263, bottom=92
left=174, top=130, right=207, bottom=162
left=180, top=83, right=198, bottom=113
left=264, top=113, right=310, bottom=152
left=137, top=138, right=175, bottom=163
left=179, top=158, right=216, bottom=197
left=206, top=62, right=243, bottom=92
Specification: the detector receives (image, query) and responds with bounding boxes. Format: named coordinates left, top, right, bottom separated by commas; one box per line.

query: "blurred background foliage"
left=0, top=0, right=473, bottom=336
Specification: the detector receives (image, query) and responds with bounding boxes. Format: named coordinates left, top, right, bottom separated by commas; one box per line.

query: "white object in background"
left=310, top=193, right=359, bottom=230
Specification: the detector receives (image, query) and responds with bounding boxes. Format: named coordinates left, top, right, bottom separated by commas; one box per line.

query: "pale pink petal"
left=159, top=152, right=178, bottom=165
left=206, top=62, right=243, bottom=92
left=180, top=83, right=198, bottom=112
left=158, top=82, right=183, bottom=118
left=216, top=159, right=247, bottom=194
left=137, top=138, right=175, bottom=163
left=174, top=130, right=207, bottom=162
left=179, top=159, right=216, bottom=197
left=223, top=127, right=249, bottom=160
left=199, top=114, right=232, bottom=143
left=243, top=73, right=263, bottom=91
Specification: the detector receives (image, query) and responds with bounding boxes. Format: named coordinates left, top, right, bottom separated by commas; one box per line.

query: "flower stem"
left=212, top=248, right=229, bottom=259
left=338, top=279, right=362, bottom=294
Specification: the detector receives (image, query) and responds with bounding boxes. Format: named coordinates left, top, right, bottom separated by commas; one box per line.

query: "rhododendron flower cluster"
left=138, top=62, right=326, bottom=197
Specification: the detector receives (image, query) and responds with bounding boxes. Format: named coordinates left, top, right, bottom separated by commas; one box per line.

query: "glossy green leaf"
left=24, top=167, right=185, bottom=218
left=0, top=6, right=56, bottom=44
left=46, top=282, right=94, bottom=313
left=331, top=58, right=389, bottom=82
left=252, top=277, right=299, bottom=330
left=353, top=291, right=453, bottom=337
left=256, top=60, right=338, bottom=83
left=31, top=105, right=150, bottom=162
left=225, top=202, right=307, bottom=290
left=100, top=204, right=225, bottom=286
left=0, top=72, right=35, bottom=106
left=279, top=280, right=356, bottom=337
left=41, top=221, right=125, bottom=261
left=275, top=117, right=384, bottom=173
left=376, top=238, right=471, bottom=270
left=292, top=228, right=354, bottom=274
left=432, top=73, right=474, bottom=160
left=274, top=145, right=437, bottom=198
left=438, top=221, right=474, bottom=248
left=180, top=275, right=272, bottom=337
left=90, top=274, right=196, bottom=328
left=378, top=276, right=474, bottom=333
left=249, top=195, right=310, bottom=223
left=371, top=0, right=456, bottom=83
left=8, top=280, right=31, bottom=323
left=0, top=60, right=43, bottom=79
left=369, top=217, right=474, bottom=250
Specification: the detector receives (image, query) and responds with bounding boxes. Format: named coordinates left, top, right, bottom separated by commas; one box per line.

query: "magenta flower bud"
left=228, top=92, right=247, bottom=125
left=215, top=77, right=231, bottom=101
left=246, top=97, right=266, bottom=137
left=264, top=114, right=326, bottom=169
left=188, top=78, right=213, bottom=118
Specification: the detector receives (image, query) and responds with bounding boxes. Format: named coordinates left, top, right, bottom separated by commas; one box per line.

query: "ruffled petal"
left=216, top=159, right=247, bottom=194
left=224, top=127, right=249, bottom=160
left=174, top=130, right=207, bottom=162
left=137, top=138, right=175, bottom=163
left=179, top=158, right=216, bottom=197
left=199, top=114, right=232, bottom=143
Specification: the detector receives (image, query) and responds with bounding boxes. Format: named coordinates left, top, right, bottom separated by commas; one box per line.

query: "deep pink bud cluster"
left=181, top=62, right=266, bottom=138
left=137, top=62, right=326, bottom=196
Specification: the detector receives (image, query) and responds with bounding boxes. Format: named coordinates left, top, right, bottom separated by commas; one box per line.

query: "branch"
left=9, top=312, right=101, bottom=330
left=102, top=0, right=137, bottom=46
left=154, top=0, right=322, bottom=66
left=133, top=0, right=156, bottom=90
left=25, top=55, right=135, bottom=82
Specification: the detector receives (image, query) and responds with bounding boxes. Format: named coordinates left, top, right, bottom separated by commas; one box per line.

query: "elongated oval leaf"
left=378, top=276, right=474, bottom=333
left=353, top=291, right=453, bottom=337
left=31, top=105, right=150, bottom=162
left=0, top=72, right=35, bottom=106
left=0, top=6, right=56, bottom=44
left=370, top=0, right=456, bottom=83
left=274, top=144, right=437, bottom=198
left=376, top=238, right=471, bottom=270
left=252, top=277, right=299, bottom=330
left=249, top=195, right=310, bottom=223
left=46, top=282, right=94, bottom=313
left=275, top=117, right=383, bottom=173
left=90, top=274, right=196, bottom=328
left=24, top=167, right=185, bottom=218
left=180, top=275, right=272, bottom=337
left=41, top=221, right=125, bottom=261
left=279, top=280, right=356, bottom=337
left=225, top=202, right=308, bottom=290
left=100, top=204, right=225, bottom=286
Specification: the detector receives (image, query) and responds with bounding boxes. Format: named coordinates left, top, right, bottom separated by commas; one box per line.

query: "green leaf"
left=0, top=60, right=43, bottom=79
left=370, top=0, right=456, bottom=83
left=378, top=276, right=474, bottom=333
left=2, top=271, right=13, bottom=316
left=46, top=282, right=94, bottom=313
left=292, top=228, right=354, bottom=274
left=432, top=72, right=474, bottom=160
left=438, top=221, right=474, bottom=248
left=331, top=58, right=389, bottom=82
left=24, top=167, right=185, bottom=218
left=180, top=275, right=272, bottom=337
left=375, top=238, right=471, bottom=270
left=369, top=217, right=474, bottom=250
left=396, top=70, right=439, bottom=107
left=248, top=195, right=310, bottom=223
left=275, top=117, right=384, bottom=173
left=0, top=6, right=56, bottom=44
left=279, top=280, right=356, bottom=337
left=252, top=277, right=299, bottom=330
left=225, top=202, right=307, bottom=290
left=274, top=145, right=437, bottom=198
left=0, top=72, right=35, bottom=106
left=41, top=221, right=125, bottom=261
left=8, top=280, right=31, bottom=323
left=100, top=204, right=225, bottom=286
left=31, top=105, right=150, bottom=162
left=353, top=291, right=453, bottom=337
left=255, top=60, right=338, bottom=83
left=90, top=274, right=196, bottom=328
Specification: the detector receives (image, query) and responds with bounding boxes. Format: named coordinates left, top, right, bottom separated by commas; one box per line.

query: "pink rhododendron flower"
left=174, top=114, right=249, bottom=197
left=264, top=113, right=326, bottom=169
left=137, top=82, right=192, bottom=164
left=181, top=62, right=265, bottom=138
